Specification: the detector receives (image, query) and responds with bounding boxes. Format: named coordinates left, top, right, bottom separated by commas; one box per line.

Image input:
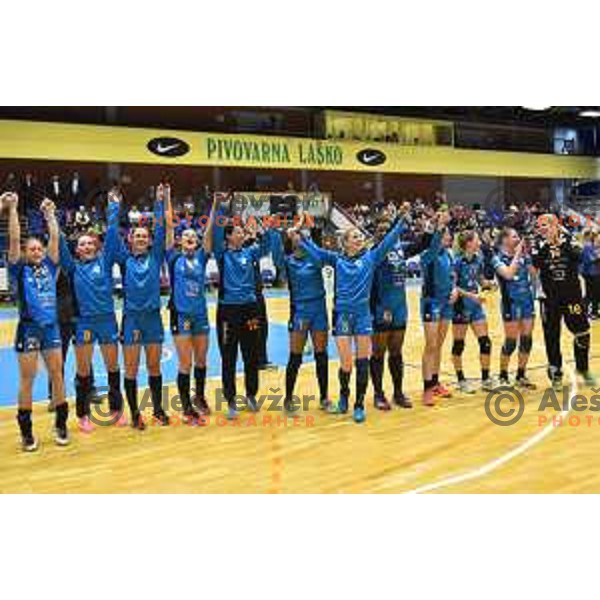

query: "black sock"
left=314, top=351, right=328, bottom=401
left=17, top=408, right=33, bottom=439
left=177, top=372, right=192, bottom=412
left=456, top=370, right=465, bottom=382
left=388, top=354, right=404, bottom=398
left=369, top=356, right=384, bottom=396
left=575, top=334, right=590, bottom=374
left=55, top=402, right=69, bottom=429
left=517, top=367, right=525, bottom=380
left=355, top=358, right=369, bottom=409
left=108, top=369, right=124, bottom=412
left=432, top=373, right=439, bottom=386
left=124, top=377, right=139, bottom=417
left=338, top=368, right=351, bottom=398
left=75, top=374, right=91, bottom=419
left=500, top=369, right=509, bottom=381
left=193, top=366, right=207, bottom=401
left=149, top=375, right=164, bottom=415
left=482, top=368, right=490, bottom=381
left=424, top=379, right=434, bottom=391
left=285, top=353, right=302, bottom=400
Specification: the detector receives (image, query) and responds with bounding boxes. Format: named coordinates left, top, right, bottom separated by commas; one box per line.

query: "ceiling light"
left=579, top=110, right=600, bottom=118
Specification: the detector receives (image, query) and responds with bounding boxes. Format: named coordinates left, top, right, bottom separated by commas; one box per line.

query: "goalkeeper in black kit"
left=531, top=214, right=596, bottom=389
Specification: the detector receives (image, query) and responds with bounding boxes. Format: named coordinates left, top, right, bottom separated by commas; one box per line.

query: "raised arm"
left=370, top=217, right=407, bottom=264
left=164, top=184, right=175, bottom=250
left=206, top=198, right=227, bottom=258
left=103, top=189, right=127, bottom=266
left=40, top=198, right=60, bottom=265
left=5, top=193, right=20, bottom=264
left=494, top=244, right=524, bottom=281
left=151, top=184, right=166, bottom=261
left=59, top=233, right=76, bottom=274
left=298, top=235, right=338, bottom=267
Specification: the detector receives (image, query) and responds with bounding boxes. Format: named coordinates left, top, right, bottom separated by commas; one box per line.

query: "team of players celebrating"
left=0, top=186, right=596, bottom=452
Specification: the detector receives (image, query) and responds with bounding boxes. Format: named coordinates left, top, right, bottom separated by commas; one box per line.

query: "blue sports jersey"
left=111, top=199, right=166, bottom=313
left=492, top=251, right=533, bottom=302
left=10, top=256, right=58, bottom=327
left=300, top=218, right=406, bottom=313
left=371, top=239, right=407, bottom=312
left=58, top=208, right=121, bottom=317
left=167, top=248, right=208, bottom=316
left=212, top=213, right=272, bottom=305
left=454, top=252, right=484, bottom=293
left=421, top=231, right=454, bottom=301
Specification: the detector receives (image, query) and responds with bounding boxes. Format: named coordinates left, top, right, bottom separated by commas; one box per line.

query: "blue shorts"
left=289, top=298, right=328, bottom=333
left=421, top=298, right=454, bottom=323
left=373, top=303, right=407, bottom=332
left=333, top=309, right=373, bottom=337
left=15, top=321, right=62, bottom=353
left=121, top=310, right=164, bottom=345
left=500, top=295, right=535, bottom=322
left=75, top=315, right=119, bottom=346
left=452, top=297, right=486, bottom=325
left=170, top=310, right=210, bottom=336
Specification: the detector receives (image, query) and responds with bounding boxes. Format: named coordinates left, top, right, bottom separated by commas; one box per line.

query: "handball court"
left=1, top=288, right=599, bottom=494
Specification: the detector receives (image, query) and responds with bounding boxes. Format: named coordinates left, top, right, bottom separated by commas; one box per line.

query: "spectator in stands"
left=67, top=171, right=86, bottom=210
left=128, top=204, right=142, bottom=227
left=74, top=205, right=91, bottom=233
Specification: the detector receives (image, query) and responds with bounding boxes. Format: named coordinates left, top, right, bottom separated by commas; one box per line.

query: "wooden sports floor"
left=1, top=290, right=600, bottom=494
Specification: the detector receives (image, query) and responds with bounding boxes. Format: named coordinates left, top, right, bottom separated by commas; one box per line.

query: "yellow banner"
left=0, top=119, right=598, bottom=179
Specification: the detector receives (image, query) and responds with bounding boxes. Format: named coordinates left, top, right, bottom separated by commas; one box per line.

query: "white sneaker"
left=458, top=380, right=476, bottom=394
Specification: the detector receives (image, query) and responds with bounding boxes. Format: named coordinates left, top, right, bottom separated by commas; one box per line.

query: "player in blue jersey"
left=271, top=226, right=330, bottom=413
left=420, top=210, right=459, bottom=407
left=4, top=193, right=69, bottom=451
left=110, top=185, right=169, bottom=428
left=451, top=231, right=494, bottom=394
left=492, top=227, right=537, bottom=388
left=58, top=188, right=126, bottom=432
left=165, top=185, right=210, bottom=425
left=296, top=205, right=409, bottom=423
left=205, top=196, right=274, bottom=419
left=369, top=213, right=413, bottom=411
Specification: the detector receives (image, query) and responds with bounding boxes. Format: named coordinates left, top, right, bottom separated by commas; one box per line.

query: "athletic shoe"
left=319, top=398, right=331, bottom=411
left=152, top=411, right=171, bottom=426
left=481, top=378, right=496, bottom=392
left=183, top=408, right=201, bottom=425
left=458, top=380, right=476, bottom=395
left=374, top=394, right=392, bottom=411
left=258, top=362, right=278, bottom=371
left=551, top=378, right=564, bottom=392
left=194, top=397, right=211, bottom=416
left=353, top=406, right=366, bottom=423
left=111, top=410, right=129, bottom=427
left=78, top=416, right=94, bottom=434
left=422, top=388, right=436, bottom=407
left=131, top=413, right=146, bottom=431
left=227, top=406, right=239, bottom=420
left=393, top=393, right=413, bottom=409
left=246, top=396, right=259, bottom=413
left=582, top=372, right=597, bottom=388
left=433, top=383, right=452, bottom=398
left=330, top=395, right=349, bottom=414
left=516, top=376, right=537, bottom=390
left=54, top=425, right=70, bottom=446
left=21, top=434, right=38, bottom=453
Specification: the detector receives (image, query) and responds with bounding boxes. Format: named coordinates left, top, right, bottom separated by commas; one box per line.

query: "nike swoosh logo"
left=155, top=142, right=181, bottom=154
left=362, top=153, right=381, bottom=163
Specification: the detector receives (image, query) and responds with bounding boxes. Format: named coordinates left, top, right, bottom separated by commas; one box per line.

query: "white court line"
left=405, top=370, right=577, bottom=494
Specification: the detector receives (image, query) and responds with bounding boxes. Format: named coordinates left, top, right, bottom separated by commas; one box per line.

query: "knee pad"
left=478, top=336, right=492, bottom=356
left=502, top=338, right=517, bottom=357
left=519, top=335, right=533, bottom=354
left=288, top=353, right=303, bottom=369
left=575, top=331, right=591, bottom=350
left=452, top=339, right=466, bottom=357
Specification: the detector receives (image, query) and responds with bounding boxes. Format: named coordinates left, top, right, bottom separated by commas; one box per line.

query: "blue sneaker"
left=353, top=406, right=366, bottom=423
left=329, top=395, right=349, bottom=414
left=227, top=406, right=239, bottom=420
left=246, top=396, right=259, bottom=413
